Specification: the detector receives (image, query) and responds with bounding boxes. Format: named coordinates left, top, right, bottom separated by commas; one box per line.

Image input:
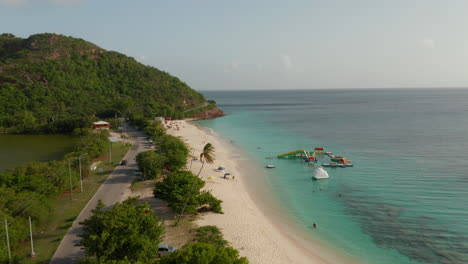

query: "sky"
left=1, top=0, right=468, bottom=90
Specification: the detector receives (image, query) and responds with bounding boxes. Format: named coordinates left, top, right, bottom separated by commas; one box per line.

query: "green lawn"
left=15, top=142, right=131, bottom=264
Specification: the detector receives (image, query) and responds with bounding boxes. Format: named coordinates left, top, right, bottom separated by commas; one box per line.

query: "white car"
left=158, top=244, right=177, bottom=257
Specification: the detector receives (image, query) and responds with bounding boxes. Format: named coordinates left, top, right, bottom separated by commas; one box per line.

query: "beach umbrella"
left=224, top=173, right=231, bottom=176
left=218, top=166, right=225, bottom=170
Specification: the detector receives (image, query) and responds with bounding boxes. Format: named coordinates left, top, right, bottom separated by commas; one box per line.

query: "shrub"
left=195, top=226, right=228, bottom=247
left=153, top=171, right=223, bottom=214
left=79, top=197, right=165, bottom=263
left=160, top=242, right=248, bottom=264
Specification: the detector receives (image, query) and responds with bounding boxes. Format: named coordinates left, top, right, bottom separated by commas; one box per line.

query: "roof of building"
left=93, top=121, right=110, bottom=125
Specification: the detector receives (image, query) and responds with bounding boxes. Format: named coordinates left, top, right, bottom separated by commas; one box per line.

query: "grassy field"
left=15, top=142, right=131, bottom=264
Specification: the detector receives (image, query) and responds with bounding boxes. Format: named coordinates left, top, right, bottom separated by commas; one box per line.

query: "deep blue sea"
left=197, top=89, right=468, bottom=264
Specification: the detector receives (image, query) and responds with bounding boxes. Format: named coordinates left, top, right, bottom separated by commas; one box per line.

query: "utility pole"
left=108, top=140, right=112, bottom=164
left=78, top=153, right=87, bottom=192
left=5, top=218, right=11, bottom=264
left=29, top=216, right=35, bottom=257
left=68, top=160, right=73, bottom=200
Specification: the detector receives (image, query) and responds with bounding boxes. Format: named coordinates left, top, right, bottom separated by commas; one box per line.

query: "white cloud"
left=0, top=0, right=85, bottom=7
left=280, top=54, right=293, bottom=70
left=422, top=38, right=435, bottom=49
left=0, top=0, right=29, bottom=7
left=224, top=60, right=240, bottom=72
left=48, top=0, right=84, bottom=7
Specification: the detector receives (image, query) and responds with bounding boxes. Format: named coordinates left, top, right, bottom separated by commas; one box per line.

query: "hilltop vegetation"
left=0, top=33, right=211, bottom=133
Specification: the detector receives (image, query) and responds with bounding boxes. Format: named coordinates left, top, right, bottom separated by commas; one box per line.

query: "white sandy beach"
left=165, top=120, right=357, bottom=264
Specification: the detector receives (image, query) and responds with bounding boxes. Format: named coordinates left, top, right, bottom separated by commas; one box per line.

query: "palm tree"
left=197, top=143, right=215, bottom=178
left=175, top=143, right=215, bottom=226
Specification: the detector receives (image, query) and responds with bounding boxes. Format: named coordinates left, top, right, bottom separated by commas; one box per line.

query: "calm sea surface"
left=0, top=135, right=76, bottom=171
left=198, top=89, right=468, bottom=264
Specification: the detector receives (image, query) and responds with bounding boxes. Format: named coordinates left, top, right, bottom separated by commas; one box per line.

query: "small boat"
left=313, top=167, right=329, bottom=180
left=325, top=152, right=333, bottom=157
left=338, top=164, right=346, bottom=168
left=266, top=164, right=276, bottom=168
left=330, top=162, right=338, bottom=167
left=322, top=163, right=331, bottom=167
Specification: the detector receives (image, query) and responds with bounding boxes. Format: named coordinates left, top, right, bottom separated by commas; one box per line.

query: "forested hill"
left=0, top=33, right=213, bottom=133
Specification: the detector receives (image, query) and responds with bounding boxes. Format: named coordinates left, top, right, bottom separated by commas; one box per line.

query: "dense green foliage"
left=79, top=198, right=164, bottom=263
left=0, top=33, right=208, bottom=133
left=160, top=242, right=249, bottom=264
left=0, top=129, right=110, bottom=262
left=156, top=134, right=189, bottom=170
left=80, top=258, right=145, bottom=264
left=195, top=226, right=229, bottom=247
left=153, top=171, right=223, bottom=214
left=136, top=150, right=166, bottom=179
left=144, top=121, right=165, bottom=141
left=139, top=120, right=189, bottom=172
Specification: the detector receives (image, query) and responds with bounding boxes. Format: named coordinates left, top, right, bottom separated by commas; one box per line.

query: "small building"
left=155, top=116, right=165, bottom=123
left=93, top=121, right=110, bottom=130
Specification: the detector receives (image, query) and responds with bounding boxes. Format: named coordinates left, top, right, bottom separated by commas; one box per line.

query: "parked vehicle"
left=158, top=244, right=177, bottom=257
left=120, top=160, right=127, bottom=165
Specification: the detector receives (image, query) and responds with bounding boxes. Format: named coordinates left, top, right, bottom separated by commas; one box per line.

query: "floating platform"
left=277, top=149, right=314, bottom=159
left=278, top=148, right=354, bottom=168
left=314, top=147, right=325, bottom=154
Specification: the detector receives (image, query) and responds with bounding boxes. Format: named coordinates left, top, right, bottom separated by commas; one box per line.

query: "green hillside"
left=0, top=33, right=209, bottom=133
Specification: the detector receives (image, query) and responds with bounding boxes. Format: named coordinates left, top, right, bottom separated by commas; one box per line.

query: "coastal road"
left=50, top=127, right=151, bottom=264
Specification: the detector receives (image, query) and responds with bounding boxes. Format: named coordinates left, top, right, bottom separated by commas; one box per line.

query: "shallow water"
left=198, top=89, right=468, bottom=264
left=0, top=134, right=76, bottom=171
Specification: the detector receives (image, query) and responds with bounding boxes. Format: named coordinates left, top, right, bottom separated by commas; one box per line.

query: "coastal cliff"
left=194, top=107, right=225, bottom=120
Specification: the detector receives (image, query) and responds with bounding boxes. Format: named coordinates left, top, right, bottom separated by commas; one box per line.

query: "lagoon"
left=0, top=134, right=77, bottom=171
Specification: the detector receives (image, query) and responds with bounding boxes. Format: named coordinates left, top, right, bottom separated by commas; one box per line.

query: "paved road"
left=183, top=102, right=209, bottom=113
left=50, top=127, right=151, bottom=264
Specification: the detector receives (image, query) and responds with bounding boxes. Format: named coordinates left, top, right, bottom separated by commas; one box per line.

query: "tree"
left=145, top=122, right=165, bottom=141
left=175, top=143, right=216, bottom=225
left=136, top=150, right=167, bottom=179
left=159, top=242, right=249, bottom=264
left=153, top=171, right=204, bottom=214
left=79, top=197, right=165, bottom=263
left=153, top=171, right=223, bottom=214
left=156, top=135, right=189, bottom=170
left=197, top=143, right=215, bottom=178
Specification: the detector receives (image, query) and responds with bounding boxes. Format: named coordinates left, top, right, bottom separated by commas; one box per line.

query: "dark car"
left=120, top=160, right=127, bottom=165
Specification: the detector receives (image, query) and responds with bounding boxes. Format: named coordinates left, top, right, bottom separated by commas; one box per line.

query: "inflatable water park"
left=277, top=147, right=353, bottom=167
left=265, top=147, right=353, bottom=179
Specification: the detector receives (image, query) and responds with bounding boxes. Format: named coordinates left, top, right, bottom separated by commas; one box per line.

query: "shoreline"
left=167, top=120, right=360, bottom=264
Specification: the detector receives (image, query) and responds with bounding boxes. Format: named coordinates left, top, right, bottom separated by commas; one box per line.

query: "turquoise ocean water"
left=197, top=89, right=468, bottom=264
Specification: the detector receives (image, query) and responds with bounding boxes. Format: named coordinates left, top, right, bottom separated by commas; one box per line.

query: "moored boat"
left=313, top=167, right=329, bottom=180
left=266, top=164, right=276, bottom=168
